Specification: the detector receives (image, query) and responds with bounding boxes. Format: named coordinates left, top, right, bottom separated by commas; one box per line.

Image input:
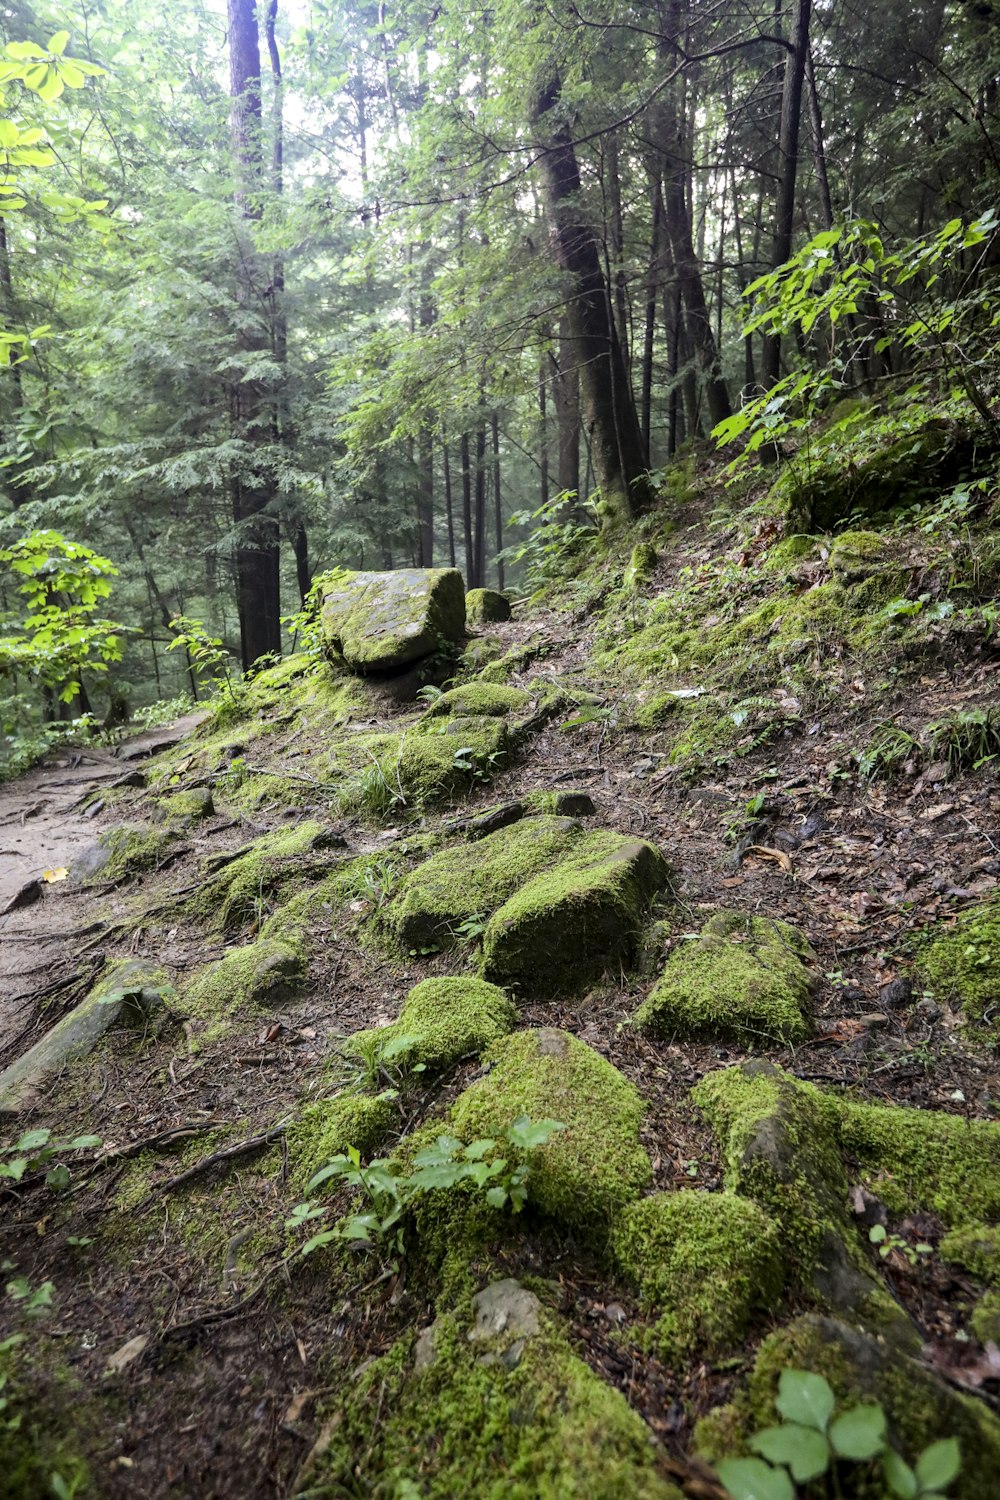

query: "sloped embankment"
left=2, top=516, right=1000, bottom=1499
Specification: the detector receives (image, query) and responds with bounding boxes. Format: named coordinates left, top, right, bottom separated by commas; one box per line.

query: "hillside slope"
left=3, top=456, right=1000, bottom=1499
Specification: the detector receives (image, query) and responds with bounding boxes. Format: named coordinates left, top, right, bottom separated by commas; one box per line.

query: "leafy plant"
left=926, top=707, right=1000, bottom=776
left=715, top=1368, right=960, bottom=1500
left=868, top=1225, right=934, bottom=1267
left=165, top=615, right=244, bottom=710
left=286, top=1116, right=566, bottom=1259
left=0, top=1127, right=101, bottom=1191
left=856, top=724, right=921, bottom=782
left=498, top=491, right=599, bottom=593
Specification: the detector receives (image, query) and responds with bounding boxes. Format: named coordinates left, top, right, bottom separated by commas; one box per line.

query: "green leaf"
left=714, top=1456, right=794, bottom=1500
left=915, top=1439, right=961, bottom=1492
left=775, top=1369, right=835, bottom=1432
left=829, top=1403, right=887, bottom=1461
left=47, top=30, right=71, bottom=54
left=749, top=1423, right=830, bottom=1482
left=15, top=1128, right=52, bottom=1151
left=883, top=1450, right=919, bottom=1499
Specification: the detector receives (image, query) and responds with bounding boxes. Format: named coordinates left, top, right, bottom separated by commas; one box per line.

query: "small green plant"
left=280, top=579, right=325, bottom=657
left=926, top=707, right=1000, bottom=776
left=453, top=912, right=487, bottom=944
left=868, top=1225, right=934, bottom=1267
left=166, top=615, right=244, bottom=710
left=348, top=1030, right=423, bottom=1089
left=715, top=1368, right=960, bottom=1500
left=856, top=724, right=921, bottom=782
left=286, top=1116, right=566, bottom=1259
left=0, top=1127, right=101, bottom=1190
left=498, top=491, right=599, bottom=593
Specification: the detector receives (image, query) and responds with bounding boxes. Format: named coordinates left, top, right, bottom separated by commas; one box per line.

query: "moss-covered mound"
left=633, top=911, right=815, bottom=1045
left=190, top=821, right=341, bottom=931
left=695, top=1313, right=1000, bottom=1500
left=72, top=821, right=177, bottom=884
left=465, top=587, right=512, bottom=625
left=346, top=976, right=517, bottom=1080
left=313, top=1282, right=681, bottom=1499
left=287, top=1090, right=399, bottom=1187
left=448, top=1028, right=651, bottom=1234
left=613, top=1190, right=784, bottom=1362
left=917, top=898, right=1000, bottom=1026
left=421, top=681, right=528, bottom=719
left=388, top=815, right=669, bottom=991
left=481, top=831, right=669, bottom=993
left=183, top=936, right=306, bottom=1043
left=388, top=815, right=581, bottom=949
left=941, top=1223, right=1000, bottom=1284
left=319, top=565, right=466, bottom=672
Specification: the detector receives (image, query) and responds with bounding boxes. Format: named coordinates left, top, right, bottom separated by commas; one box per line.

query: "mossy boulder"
left=346, top=976, right=517, bottom=1080
left=448, top=1028, right=651, bottom=1235
left=613, top=1190, right=784, bottom=1362
left=155, top=787, right=214, bottom=826
left=421, top=681, right=528, bottom=719
left=481, top=830, right=669, bottom=993
left=314, top=1282, right=680, bottom=1499
left=624, top=542, right=658, bottom=590
left=633, top=912, right=816, bottom=1045
left=465, top=587, right=512, bottom=625
left=0, top=961, right=172, bottom=1114
left=287, top=1090, right=398, bottom=1187
left=182, top=936, right=306, bottom=1043
left=388, top=815, right=581, bottom=950
left=319, top=566, right=466, bottom=673
left=71, top=822, right=176, bottom=884
left=191, top=821, right=341, bottom=932
left=695, top=1313, right=1000, bottom=1500
left=828, top=528, right=892, bottom=584
left=917, top=899, right=1000, bottom=1025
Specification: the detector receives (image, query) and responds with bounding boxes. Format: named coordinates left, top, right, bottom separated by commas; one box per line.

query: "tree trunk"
left=553, top=315, right=580, bottom=501
left=460, top=429, right=474, bottom=586
left=443, top=444, right=456, bottom=567
left=491, top=411, right=504, bottom=590
left=762, top=0, right=812, bottom=388
left=528, top=65, right=652, bottom=523
left=228, top=0, right=282, bottom=669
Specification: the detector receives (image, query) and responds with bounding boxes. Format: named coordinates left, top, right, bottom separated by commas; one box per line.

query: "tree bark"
left=528, top=66, right=651, bottom=523
left=228, top=0, right=282, bottom=669
left=762, top=0, right=812, bottom=387
left=553, top=315, right=580, bottom=500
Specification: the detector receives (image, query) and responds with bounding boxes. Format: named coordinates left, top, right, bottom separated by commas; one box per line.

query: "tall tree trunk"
left=491, top=411, right=504, bottom=590
left=474, top=412, right=487, bottom=587
left=528, top=66, right=652, bottom=523
left=538, top=348, right=550, bottom=509
left=228, top=0, right=282, bottom=668
left=552, top=316, right=580, bottom=501
left=640, top=171, right=664, bottom=463
left=762, top=0, right=812, bottom=387
left=460, top=429, right=474, bottom=586
left=443, top=444, right=456, bottom=567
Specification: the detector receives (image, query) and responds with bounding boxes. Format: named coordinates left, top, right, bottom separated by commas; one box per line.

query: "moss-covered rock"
left=182, top=936, right=306, bottom=1043
left=481, top=830, right=669, bottom=993
left=388, top=815, right=580, bottom=950
left=695, top=1313, right=1000, bottom=1500
left=613, top=1190, right=784, bottom=1362
left=971, top=1289, right=1000, bottom=1345
left=449, top=1028, right=651, bottom=1235
left=465, top=587, right=512, bottom=625
left=624, top=542, right=658, bottom=590
left=287, top=1090, right=399, bottom=1187
left=319, top=566, right=466, bottom=672
left=346, top=976, right=517, bottom=1079
left=917, top=899, right=1000, bottom=1025
left=633, top=912, right=816, bottom=1045
left=828, top=529, right=893, bottom=584
left=313, top=1283, right=681, bottom=1499
left=421, top=681, right=529, bottom=720
left=155, top=786, right=214, bottom=825
left=71, top=822, right=176, bottom=884
left=191, top=820, right=340, bottom=931
left=835, top=1095, right=1000, bottom=1227
left=941, top=1223, right=1000, bottom=1284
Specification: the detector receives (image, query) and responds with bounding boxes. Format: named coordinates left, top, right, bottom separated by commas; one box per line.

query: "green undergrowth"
left=0, top=1337, right=95, bottom=1498
left=916, top=898, right=1000, bottom=1027
left=287, top=1090, right=400, bottom=1189
left=184, top=821, right=341, bottom=932
left=182, top=934, right=307, bottom=1046
left=82, top=822, right=177, bottom=883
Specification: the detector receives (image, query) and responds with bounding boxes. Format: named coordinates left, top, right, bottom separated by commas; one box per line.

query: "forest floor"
left=2, top=486, right=1000, bottom=1499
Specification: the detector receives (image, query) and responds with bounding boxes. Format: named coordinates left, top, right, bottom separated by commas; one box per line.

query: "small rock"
left=550, top=791, right=596, bottom=816
left=468, top=1280, right=541, bottom=1344
left=915, top=998, right=941, bottom=1021
left=413, top=1325, right=437, bottom=1371
left=879, top=977, right=914, bottom=1009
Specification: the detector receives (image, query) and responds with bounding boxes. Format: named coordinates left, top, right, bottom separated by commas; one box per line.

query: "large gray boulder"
left=319, top=567, right=466, bottom=673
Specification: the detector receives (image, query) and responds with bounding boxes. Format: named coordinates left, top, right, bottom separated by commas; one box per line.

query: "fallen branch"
left=132, top=1124, right=287, bottom=1209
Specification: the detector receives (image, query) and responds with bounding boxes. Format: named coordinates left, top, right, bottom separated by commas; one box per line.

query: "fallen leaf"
left=748, top=844, right=793, bottom=873
left=105, top=1334, right=149, bottom=1374
left=42, top=867, right=68, bottom=883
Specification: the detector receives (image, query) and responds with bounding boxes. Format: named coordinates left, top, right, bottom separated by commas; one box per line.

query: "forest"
left=2, top=1, right=1000, bottom=1498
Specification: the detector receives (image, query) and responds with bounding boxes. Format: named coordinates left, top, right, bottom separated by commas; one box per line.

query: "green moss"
left=764, top=533, right=820, bottom=568
left=155, top=787, right=214, bottom=825
left=0, top=1341, right=93, bottom=1497
left=633, top=912, right=815, bottom=1045
left=465, top=587, right=512, bottom=625
left=696, top=1312, right=1000, bottom=1500
left=971, top=1288, right=1000, bottom=1344
left=319, top=566, right=466, bottom=671
left=315, top=1298, right=681, bottom=1499
left=624, top=541, right=658, bottom=590
left=331, top=717, right=509, bottom=815
left=835, top=1096, right=1000, bottom=1227
left=287, top=1090, right=399, bottom=1187
left=613, top=1190, right=784, bottom=1361
left=941, top=1223, right=1000, bottom=1283
left=189, top=820, right=336, bottom=931
left=481, top=830, right=669, bottom=992
left=477, top=638, right=549, bottom=684
left=421, top=682, right=529, bottom=719
left=346, top=976, right=517, bottom=1080
left=90, top=822, right=176, bottom=882
left=388, top=814, right=580, bottom=950
left=917, top=899, right=1000, bottom=1025
left=182, top=935, right=306, bottom=1044
left=449, top=1028, right=651, bottom=1236
left=632, top=692, right=684, bottom=730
